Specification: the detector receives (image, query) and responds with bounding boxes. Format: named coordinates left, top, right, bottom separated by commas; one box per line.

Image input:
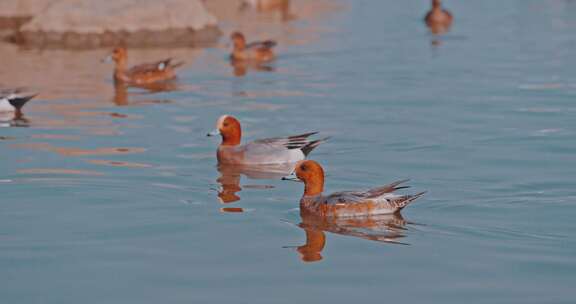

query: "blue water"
left=1, top=0, right=576, bottom=303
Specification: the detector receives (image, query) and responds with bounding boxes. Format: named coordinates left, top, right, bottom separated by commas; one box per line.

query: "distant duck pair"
left=104, top=32, right=276, bottom=85
left=208, top=115, right=425, bottom=217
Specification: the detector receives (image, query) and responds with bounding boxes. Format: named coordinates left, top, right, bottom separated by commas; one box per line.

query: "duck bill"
left=206, top=129, right=220, bottom=137
left=281, top=174, right=301, bottom=182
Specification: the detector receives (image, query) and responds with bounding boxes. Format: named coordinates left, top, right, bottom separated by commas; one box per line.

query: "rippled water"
left=2, top=0, right=576, bottom=303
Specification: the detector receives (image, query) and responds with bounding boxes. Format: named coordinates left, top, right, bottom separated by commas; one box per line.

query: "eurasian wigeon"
left=284, top=160, right=425, bottom=217
left=229, top=32, right=277, bottom=62
left=105, top=47, right=184, bottom=85
left=207, top=115, right=328, bottom=165
left=0, top=88, right=37, bottom=115
left=424, top=0, right=453, bottom=34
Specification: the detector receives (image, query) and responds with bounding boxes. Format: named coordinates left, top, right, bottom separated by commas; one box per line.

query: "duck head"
left=294, top=160, right=325, bottom=196
left=230, top=32, right=246, bottom=51
left=207, top=115, right=242, bottom=146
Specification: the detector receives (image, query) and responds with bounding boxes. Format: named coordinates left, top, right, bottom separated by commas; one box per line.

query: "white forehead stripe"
left=217, top=115, right=229, bottom=128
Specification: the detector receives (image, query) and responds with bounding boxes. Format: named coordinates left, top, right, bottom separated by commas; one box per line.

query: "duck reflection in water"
left=112, top=81, right=178, bottom=106
left=216, top=162, right=296, bottom=204
left=290, top=211, right=411, bottom=263
left=230, top=59, right=275, bottom=77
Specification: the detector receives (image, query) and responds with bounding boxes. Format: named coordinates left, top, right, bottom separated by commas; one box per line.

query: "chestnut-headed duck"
left=0, top=89, right=37, bottom=114
left=230, top=32, right=277, bottom=62
left=207, top=115, right=328, bottom=165
left=106, top=47, right=183, bottom=85
left=424, top=0, right=453, bottom=34
left=284, top=160, right=425, bottom=217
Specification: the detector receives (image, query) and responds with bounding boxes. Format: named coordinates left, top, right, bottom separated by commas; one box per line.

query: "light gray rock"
left=8, top=0, right=221, bottom=48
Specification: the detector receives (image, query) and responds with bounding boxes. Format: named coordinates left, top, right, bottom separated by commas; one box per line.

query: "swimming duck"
left=284, top=160, right=425, bottom=217
left=424, top=0, right=453, bottom=34
left=0, top=89, right=37, bottom=114
left=106, top=47, right=183, bottom=85
left=229, top=32, right=277, bottom=62
left=207, top=115, right=328, bottom=165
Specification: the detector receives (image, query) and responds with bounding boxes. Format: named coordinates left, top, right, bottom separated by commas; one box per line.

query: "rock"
left=0, top=0, right=55, bottom=34
left=8, top=0, right=221, bottom=48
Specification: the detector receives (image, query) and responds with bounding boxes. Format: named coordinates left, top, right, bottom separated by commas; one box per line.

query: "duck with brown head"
left=105, top=47, right=184, bottom=85
left=284, top=160, right=425, bottom=217
left=229, top=32, right=277, bottom=62
left=207, top=115, right=328, bottom=165
left=424, top=0, right=453, bottom=34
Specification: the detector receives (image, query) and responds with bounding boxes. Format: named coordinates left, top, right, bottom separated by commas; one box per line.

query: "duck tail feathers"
left=301, top=136, right=330, bottom=157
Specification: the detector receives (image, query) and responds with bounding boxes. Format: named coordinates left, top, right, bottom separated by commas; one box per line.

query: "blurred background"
left=1, top=1, right=575, bottom=303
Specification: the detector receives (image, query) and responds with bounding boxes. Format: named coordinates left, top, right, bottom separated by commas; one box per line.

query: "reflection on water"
left=216, top=162, right=294, bottom=204
left=17, top=168, right=104, bottom=176
left=2, top=0, right=576, bottom=302
left=0, top=112, right=29, bottom=128
left=113, top=82, right=179, bottom=106
left=10, top=142, right=146, bottom=157
left=290, top=211, right=411, bottom=263
left=230, top=59, right=276, bottom=77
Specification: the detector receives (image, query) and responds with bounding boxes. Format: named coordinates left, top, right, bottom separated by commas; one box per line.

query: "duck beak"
left=101, top=55, right=112, bottom=63
left=206, top=129, right=220, bottom=137
left=281, top=172, right=301, bottom=182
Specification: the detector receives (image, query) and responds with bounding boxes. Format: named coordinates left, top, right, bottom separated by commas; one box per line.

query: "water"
left=1, top=0, right=576, bottom=303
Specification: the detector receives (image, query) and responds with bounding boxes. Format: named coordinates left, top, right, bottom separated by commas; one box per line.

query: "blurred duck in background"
left=424, top=0, right=453, bottom=34
left=229, top=32, right=277, bottom=63
left=104, top=47, right=184, bottom=86
left=239, top=0, right=296, bottom=22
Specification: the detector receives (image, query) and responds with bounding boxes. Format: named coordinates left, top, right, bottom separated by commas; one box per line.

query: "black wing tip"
left=408, top=191, right=426, bottom=202
left=264, top=40, right=278, bottom=48
left=289, top=131, right=319, bottom=139
left=170, top=61, right=185, bottom=69
left=301, top=136, right=330, bottom=156
left=7, top=93, right=37, bottom=110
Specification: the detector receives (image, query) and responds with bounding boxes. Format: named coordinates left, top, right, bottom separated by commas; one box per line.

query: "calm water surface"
left=2, top=1, right=576, bottom=303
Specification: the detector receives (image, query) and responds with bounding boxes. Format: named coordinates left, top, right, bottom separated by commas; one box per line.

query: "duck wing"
left=246, top=40, right=277, bottom=50
left=364, top=179, right=411, bottom=198
left=127, top=58, right=183, bottom=75
left=252, top=132, right=328, bottom=155
left=324, top=187, right=425, bottom=210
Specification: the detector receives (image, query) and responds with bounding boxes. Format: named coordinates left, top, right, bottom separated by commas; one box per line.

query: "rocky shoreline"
left=0, top=0, right=221, bottom=48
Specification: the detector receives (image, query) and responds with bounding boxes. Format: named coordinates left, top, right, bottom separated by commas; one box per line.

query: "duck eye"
left=223, top=122, right=229, bottom=127
left=300, top=165, right=307, bottom=171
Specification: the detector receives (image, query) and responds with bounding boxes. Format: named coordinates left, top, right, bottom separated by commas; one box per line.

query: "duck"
left=284, top=160, right=425, bottom=217
left=106, top=47, right=183, bottom=85
left=424, top=0, right=453, bottom=34
left=229, top=32, right=277, bottom=62
left=207, top=115, right=328, bottom=165
left=0, top=89, right=37, bottom=114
